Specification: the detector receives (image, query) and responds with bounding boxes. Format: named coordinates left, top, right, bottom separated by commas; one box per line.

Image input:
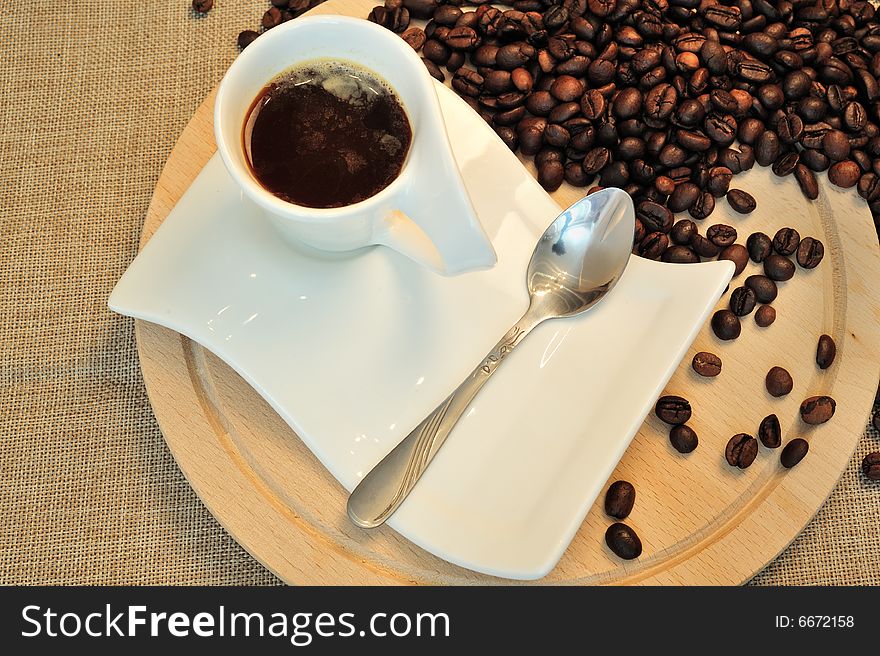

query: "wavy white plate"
left=110, top=82, right=733, bottom=579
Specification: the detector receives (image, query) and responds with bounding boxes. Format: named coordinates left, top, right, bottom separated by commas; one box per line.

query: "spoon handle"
left=347, top=306, right=545, bottom=528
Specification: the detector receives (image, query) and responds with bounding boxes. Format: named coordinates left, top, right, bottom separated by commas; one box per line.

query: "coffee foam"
left=280, top=59, right=391, bottom=108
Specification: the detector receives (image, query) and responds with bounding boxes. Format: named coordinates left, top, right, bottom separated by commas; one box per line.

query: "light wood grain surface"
left=134, top=0, right=880, bottom=584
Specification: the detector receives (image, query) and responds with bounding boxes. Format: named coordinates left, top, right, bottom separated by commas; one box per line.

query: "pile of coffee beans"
left=364, top=0, right=880, bottom=244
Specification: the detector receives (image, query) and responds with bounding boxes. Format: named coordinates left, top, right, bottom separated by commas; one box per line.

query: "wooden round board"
left=135, top=0, right=880, bottom=585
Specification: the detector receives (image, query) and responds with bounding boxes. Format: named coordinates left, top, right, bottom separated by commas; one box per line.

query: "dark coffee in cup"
left=243, top=60, right=412, bottom=209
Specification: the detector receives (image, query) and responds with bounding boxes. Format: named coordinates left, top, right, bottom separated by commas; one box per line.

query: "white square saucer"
left=110, top=82, right=733, bottom=579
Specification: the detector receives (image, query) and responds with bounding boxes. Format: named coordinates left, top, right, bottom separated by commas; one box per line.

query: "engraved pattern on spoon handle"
left=347, top=312, right=542, bottom=528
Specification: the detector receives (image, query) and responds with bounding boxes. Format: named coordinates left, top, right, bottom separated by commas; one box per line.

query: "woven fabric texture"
left=1, top=1, right=877, bottom=586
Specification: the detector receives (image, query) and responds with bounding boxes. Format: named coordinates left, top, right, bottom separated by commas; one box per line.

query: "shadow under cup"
left=214, top=17, right=431, bottom=251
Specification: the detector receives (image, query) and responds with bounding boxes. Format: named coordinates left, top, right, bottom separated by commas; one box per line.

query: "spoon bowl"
left=348, top=188, right=635, bottom=529
left=527, top=188, right=635, bottom=318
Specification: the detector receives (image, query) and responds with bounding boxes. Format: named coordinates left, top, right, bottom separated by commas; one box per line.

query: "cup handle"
left=374, top=124, right=497, bottom=275
left=374, top=211, right=445, bottom=273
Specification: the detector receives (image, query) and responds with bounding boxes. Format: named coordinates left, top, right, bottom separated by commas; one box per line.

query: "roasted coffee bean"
left=677, top=129, right=712, bottom=152
left=844, top=101, right=867, bottom=131
left=564, top=161, right=591, bottom=186
left=483, top=70, right=512, bottom=95
left=452, top=68, right=483, bottom=96
left=423, top=39, right=450, bottom=64
left=544, top=123, right=570, bottom=147
left=730, top=286, right=757, bottom=316
left=772, top=151, right=800, bottom=177
left=511, top=67, right=533, bottom=93
left=192, top=0, right=213, bottom=14
left=237, top=30, right=260, bottom=50
left=580, top=89, right=606, bottom=122
left=638, top=231, right=669, bottom=259
left=712, top=309, right=742, bottom=340
left=495, top=126, right=518, bottom=151
left=801, top=148, right=830, bottom=172
left=401, top=27, right=427, bottom=50
left=707, top=224, right=737, bottom=248
left=605, top=522, right=642, bottom=560
left=494, top=105, right=525, bottom=126
left=704, top=114, right=737, bottom=146
left=794, top=164, right=820, bottom=200
left=719, top=244, right=749, bottom=277
left=755, top=304, right=776, bottom=326
left=588, top=58, right=617, bottom=85
left=605, top=480, right=636, bottom=519
left=537, top=159, right=565, bottom=191
left=763, top=254, right=796, bottom=281
left=613, top=87, right=643, bottom=119
left=421, top=57, right=445, bottom=82
left=726, top=433, right=758, bottom=469
left=659, top=143, right=688, bottom=168
left=645, top=83, right=677, bottom=120
left=799, top=395, right=836, bottom=424
left=777, top=113, right=804, bottom=144
left=858, top=172, right=880, bottom=201
left=496, top=42, right=535, bottom=70
left=780, top=438, right=809, bottom=468
left=800, top=123, right=832, bottom=150
left=796, top=236, right=824, bottom=268
left=863, top=452, right=880, bottom=481
left=671, top=218, right=697, bottom=245
left=773, top=227, right=801, bottom=256
left=637, top=201, right=673, bottom=234
left=691, top=234, right=721, bottom=258
left=525, top=90, right=556, bottom=115
left=706, top=166, right=733, bottom=197
left=759, top=413, right=782, bottom=448
left=692, top=351, right=722, bottom=377
left=617, top=136, right=646, bottom=160
left=747, top=232, right=773, bottom=263
left=688, top=191, right=716, bottom=220
left=709, top=90, right=738, bottom=116
left=582, top=147, right=611, bottom=175
left=262, top=6, right=283, bottom=28
left=472, top=44, right=498, bottom=67
left=550, top=75, right=585, bottom=103
left=766, top=366, right=794, bottom=397
left=655, top=394, right=692, bottom=425
left=757, top=84, right=785, bottom=110
left=783, top=70, right=812, bottom=101
left=828, top=160, right=861, bottom=187
left=755, top=130, right=781, bottom=166
left=402, top=0, right=438, bottom=19
left=797, top=97, right=828, bottom=123
left=369, top=6, right=410, bottom=32
left=735, top=59, right=772, bottom=83
left=823, top=129, right=852, bottom=160
left=816, top=334, right=836, bottom=369
left=662, top=245, right=701, bottom=263
left=745, top=274, right=778, bottom=303
left=737, top=117, right=765, bottom=145
left=432, top=5, right=461, bottom=25
left=727, top=188, right=756, bottom=213
left=670, top=424, right=699, bottom=453
left=668, top=182, right=701, bottom=212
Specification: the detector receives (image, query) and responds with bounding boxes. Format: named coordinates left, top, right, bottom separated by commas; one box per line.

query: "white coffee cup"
left=214, top=15, right=497, bottom=275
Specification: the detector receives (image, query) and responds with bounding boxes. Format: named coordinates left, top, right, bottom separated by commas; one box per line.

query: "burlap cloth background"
left=1, top=1, right=878, bottom=585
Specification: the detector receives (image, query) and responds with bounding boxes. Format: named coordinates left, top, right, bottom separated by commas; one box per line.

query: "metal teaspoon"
left=347, top=188, right=635, bottom=528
